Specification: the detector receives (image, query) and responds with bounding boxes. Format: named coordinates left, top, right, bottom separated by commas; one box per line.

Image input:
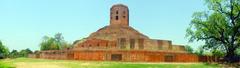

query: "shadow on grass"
left=203, top=62, right=220, bottom=67
left=204, top=62, right=240, bottom=68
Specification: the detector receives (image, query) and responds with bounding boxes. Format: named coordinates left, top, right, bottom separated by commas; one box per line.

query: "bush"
left=0, top=41, right=9, bottom=59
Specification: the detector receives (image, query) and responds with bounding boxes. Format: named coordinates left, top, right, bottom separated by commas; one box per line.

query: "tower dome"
left=110, top=4, right=129, bottom=26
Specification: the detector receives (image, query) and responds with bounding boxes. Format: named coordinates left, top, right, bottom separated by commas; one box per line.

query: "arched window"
left=97, top=43, right=100, bottom=47
left=106, top=43, right=108, bottom=48
left=130, top=39, right=135, bottom=49
left=123, top=11, right=126, bottom=18
left=116, top=11, right=118, bottom=14
left=116, top=16, right=118, bottom=20
left=89, top=45, right=92, bottom=47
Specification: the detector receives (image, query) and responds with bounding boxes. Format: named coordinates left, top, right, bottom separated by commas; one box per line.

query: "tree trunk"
left=224, top=48, right=239, bottom=63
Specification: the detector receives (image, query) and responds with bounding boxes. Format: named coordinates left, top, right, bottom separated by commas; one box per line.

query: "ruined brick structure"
left=32, top=4, right=200, bottom=62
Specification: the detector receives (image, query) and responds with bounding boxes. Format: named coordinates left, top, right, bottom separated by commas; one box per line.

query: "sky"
left=0, top=0, right=207, bottom=51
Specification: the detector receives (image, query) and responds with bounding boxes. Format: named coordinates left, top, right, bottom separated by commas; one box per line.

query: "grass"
left=0, top=60, right=15, bottom=68
left=0, top=58, right=220, bottom=68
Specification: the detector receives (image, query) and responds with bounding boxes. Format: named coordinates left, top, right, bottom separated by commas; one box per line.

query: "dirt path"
left=16, top=62, right=66, bottom=68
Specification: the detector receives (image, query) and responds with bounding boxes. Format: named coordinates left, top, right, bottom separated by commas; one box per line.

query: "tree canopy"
left=8, top=48, right=33, bottom=58
left=9, top=50, right=19, bottom=58
left=185, top=45, right=194, bottom=53
left=40, top=33, right=71, bottom=51
left=0, top=41, right=9, bottom=59
left=186, top=0, right=240, bottom=63
left=19, top=48, right=33, bottom=57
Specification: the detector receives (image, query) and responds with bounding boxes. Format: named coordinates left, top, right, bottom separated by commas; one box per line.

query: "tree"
left=19, top=48, right=33, bottom=57
left=236, top=48, right=240, bottom=56
left=54, top=33, right=64, bottom=49
left=40, top=37, right=60, bottom=50
left=25, top=48, right=33, bottom=54
left=9, top=50, right=18, bottom=58
left=54, top=33, right=72, bottom=49
left=61, top=42, right=72, bottom=49
left=0, top=41, right=9, bottom=59
left=186, top=0, right=240, bottom=62
left=194, top=46, right=205, bottom=56
left=211, top=49, right=225, bottom=57
left=40, top=33, right=71, bottom=51
left=185, top=45, right=194, bottom=53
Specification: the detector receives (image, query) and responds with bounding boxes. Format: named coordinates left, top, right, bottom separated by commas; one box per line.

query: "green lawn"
left=0, top=58, right=220, bottom=68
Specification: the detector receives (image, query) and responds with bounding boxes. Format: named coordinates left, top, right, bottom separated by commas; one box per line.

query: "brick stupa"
left=33, top=4, right=199, bottom=62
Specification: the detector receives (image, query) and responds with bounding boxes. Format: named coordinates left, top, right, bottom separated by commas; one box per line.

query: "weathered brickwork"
left=74, top=38, right=117, bottom=50
left=38, top=50, right=73, bottom=60
left=35, top=50, right=198, bottom=62
left=110, top=4, right=129, bottom=26
left=30, top=4, right=203, bottom=62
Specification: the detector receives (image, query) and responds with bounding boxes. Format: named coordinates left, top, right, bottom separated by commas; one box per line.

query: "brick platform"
left=31, top=50, right=199, bottom=62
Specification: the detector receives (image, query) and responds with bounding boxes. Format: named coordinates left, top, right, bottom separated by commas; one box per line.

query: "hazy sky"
left=0, top=0, right=207, bottom=51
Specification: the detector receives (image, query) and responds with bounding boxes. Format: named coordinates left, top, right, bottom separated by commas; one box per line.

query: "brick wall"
left=75, top=38, right=116, bottom=50
left=72, top=50, right=199, bottom=62
left=38, top=50, right=73, bottom=60
left=32, top=50, right=232, bottom=63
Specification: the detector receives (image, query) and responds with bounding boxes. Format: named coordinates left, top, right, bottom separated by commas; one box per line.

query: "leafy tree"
left=54, top=33, right=64, bottom=49
left=19, top=48, right=33, bottom=57
left=25, top=48, right=33, bottom=54
left=54, top=33, right=64, bottom=43
left=0, top=41, right=9, bottom=59
left=40, top=33, right=71, bottom=51
left=235, top=48, right=240, bottom=56
left=61, top=42, right=72, bottom=49
left=186, top=0, right=240, bottom=62
left=211, top=49, right=225, bottom=57
left=9, top=50, right=18, bottom=58
left=194, top=46, right=205, bottom=56
left=185, top=45, right=194, bottom=53
left=40, top=37, right=60, bottom=50
left=8, top=48, right=32, bottom=58
left=54, top=33, right=72, bottom=49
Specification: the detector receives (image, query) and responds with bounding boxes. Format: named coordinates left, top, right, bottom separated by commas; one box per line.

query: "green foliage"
left=186, top=0, right=240, bottom=62
left=211, top=49, right=225, bottom=57
left=40, top=33, right=71, bottom=51
left=0, top=41, right=9, bottom=59
left=185, top=45, right=194, bottom=53
left=235, top=48, right=240, bottom=56
left=19, top=48, right=33, bottom=57
left=8, top=48, right=33, bottom=58
left=40, top=37, right=60, bottom=50
left=194, top=46, right=205, bottom=56
left=9, top=50, right=19, bottom=58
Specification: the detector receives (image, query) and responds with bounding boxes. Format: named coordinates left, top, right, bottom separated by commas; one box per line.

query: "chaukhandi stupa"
left=33, top=4, right=199, bottom=62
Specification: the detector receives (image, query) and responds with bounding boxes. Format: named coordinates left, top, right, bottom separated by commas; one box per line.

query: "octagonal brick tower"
left=87, top=4, right=149, bottom=41
left=110, top=4, right=129, bottom=26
